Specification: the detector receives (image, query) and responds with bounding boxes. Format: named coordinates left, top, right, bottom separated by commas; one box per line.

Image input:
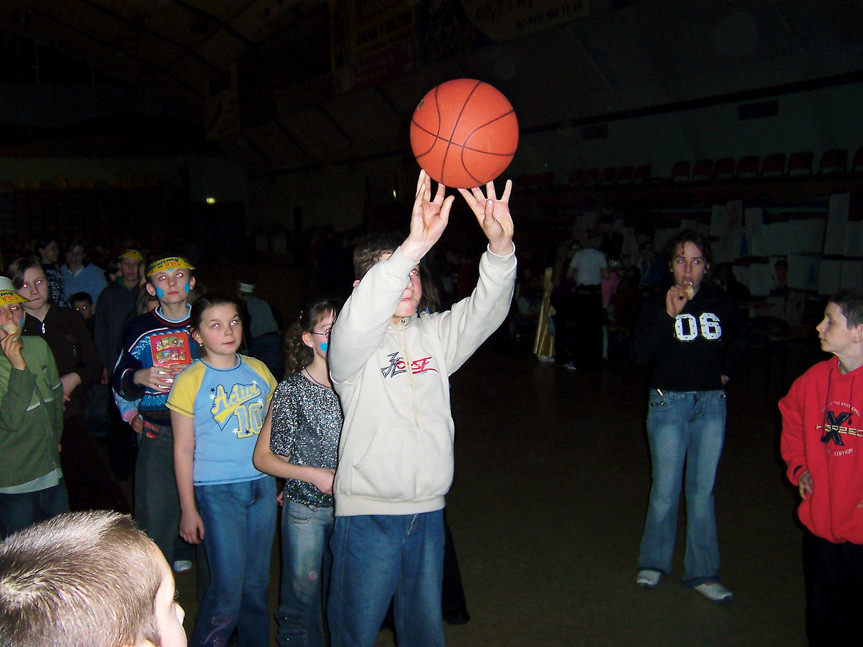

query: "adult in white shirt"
left=564, top=231, right=607, bottom=370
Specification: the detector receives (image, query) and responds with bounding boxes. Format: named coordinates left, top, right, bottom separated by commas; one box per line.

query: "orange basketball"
left=410, top=78, right=519, bottom=189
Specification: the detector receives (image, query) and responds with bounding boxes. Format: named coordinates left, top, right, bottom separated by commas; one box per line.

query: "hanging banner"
left=460, top=0, right=589, bottom=41
left=330, top=0, right=418, bottom=93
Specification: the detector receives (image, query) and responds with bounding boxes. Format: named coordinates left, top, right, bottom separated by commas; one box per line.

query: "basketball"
left=410, top=78, right=519, bottom=189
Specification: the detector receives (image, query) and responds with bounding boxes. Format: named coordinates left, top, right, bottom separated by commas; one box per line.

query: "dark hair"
left=33, top=238, right=57, bottom=253
left=830, top=289, right=863, bottom=328
left=352, top=232, right=403, bottom=279
left=69, top=292, right=92, bottom=305
left=664, top=229, right=713, bottom=270
left=284, top=298, right=342, bottom=376
left=189, top=293, right=241, bottom=356
left=418, top=264, right=441, bottom=314
left=6, top=257, right=43, bottom=290
left=0, top=511, right=162, bottom=647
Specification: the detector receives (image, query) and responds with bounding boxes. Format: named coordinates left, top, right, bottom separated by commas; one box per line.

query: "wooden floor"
left=172, top=331, right=822, bottom=647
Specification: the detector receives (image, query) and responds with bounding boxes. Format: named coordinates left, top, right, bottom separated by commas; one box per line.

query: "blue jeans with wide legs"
left=637, top=389, right=727, bottom=586
left=276, top=501, right=335, bottom=647
left=328, top=510, right=445, bottom=647
left=0, top=480, right=69, bottom=540
left=191, top=476, right=276, bottom=647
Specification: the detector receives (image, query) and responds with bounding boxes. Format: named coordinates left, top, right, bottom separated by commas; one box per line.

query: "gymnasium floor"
left=173, top=331, right=820, bottom=647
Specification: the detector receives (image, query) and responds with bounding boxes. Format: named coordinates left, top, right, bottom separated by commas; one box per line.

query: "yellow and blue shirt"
left=167, top=355, right=277, bottom=485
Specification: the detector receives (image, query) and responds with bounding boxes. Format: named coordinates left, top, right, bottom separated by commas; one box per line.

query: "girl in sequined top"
left=253, top=298, right=343, bottom=647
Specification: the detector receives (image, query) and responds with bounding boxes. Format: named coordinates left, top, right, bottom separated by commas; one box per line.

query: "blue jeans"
left=192, top=477, right=276, bottom=647
left=0, top=480, right=69, bottom=540
left=637, top=389, right=726, bottom=586
left=276, top=501, right=335, bottom=647
left=328, top=511, right=445, bottom=647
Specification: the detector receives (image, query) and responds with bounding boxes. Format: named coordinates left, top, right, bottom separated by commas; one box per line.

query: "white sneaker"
left=172, top=559, right=193, bottom=573
left=694, top=582, right=733, bottom=602
left=636, top=569, right=662, bottom=588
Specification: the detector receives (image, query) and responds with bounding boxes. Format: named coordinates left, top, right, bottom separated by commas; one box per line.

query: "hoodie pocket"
left=350, top=422, right=454, bottom=501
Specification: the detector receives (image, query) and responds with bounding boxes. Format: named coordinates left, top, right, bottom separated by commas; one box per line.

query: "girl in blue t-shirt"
left=253, top=298, right=343, bottom=647
left=167, top=293, right=277, bottom=647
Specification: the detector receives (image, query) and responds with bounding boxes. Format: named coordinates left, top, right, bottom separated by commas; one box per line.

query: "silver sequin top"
left=269, top=371, right=342, bottom=508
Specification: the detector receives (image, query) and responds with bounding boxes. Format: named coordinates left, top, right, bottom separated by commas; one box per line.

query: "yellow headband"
left=118, top=249, right=144, bottom=262
left=146, top=257, right=195, bottom=278
left=0, top=289, right=27, bottom=305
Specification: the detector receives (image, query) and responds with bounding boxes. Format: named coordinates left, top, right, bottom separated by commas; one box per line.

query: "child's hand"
left=665, top=285, right=689, bottom=318
left=312, top=467, right=336, bottom=495
left=402, top=170, right=454, bottom=262
left=458, top=179, right=514, bottom=256
left=60, top=373, right=82, bottom=400
left=0, top=329, right=26, bottom=371
left=798, top=470, right=813, bottom=499
left=134, top=364, right=183, bottom=391
left=179, top=509, right=205, bottom=544
left=130, top=414, right=145, bottom=435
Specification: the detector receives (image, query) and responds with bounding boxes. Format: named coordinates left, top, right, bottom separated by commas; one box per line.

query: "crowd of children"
left=0, top=169, right=860, bottom=647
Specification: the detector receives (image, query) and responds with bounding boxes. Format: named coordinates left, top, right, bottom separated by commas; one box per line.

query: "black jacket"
left=629, top=283, right=741, bottom=391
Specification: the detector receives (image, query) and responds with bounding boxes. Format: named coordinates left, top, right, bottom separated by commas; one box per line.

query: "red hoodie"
left=779, top=356, right=863, bottom=544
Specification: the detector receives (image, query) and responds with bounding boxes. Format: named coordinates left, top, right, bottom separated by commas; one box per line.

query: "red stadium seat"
left=853, top=148, right=863, bottom=175
left=713, top=157, right=736, bottom=180
left=692, top=159, right=713, bottom=181
left=760, top=152, right=787, bottom=178
left=819, top=148, right=848, bottom=175
left=615, top=165, right=635, bottom=184
left=787, top=151, right=813, bottom=176
left=736, top=155, right=760, bottom=179
left=598, top=167, right=617, bottom=185
left=670, top=160, right=691, bottom=182
left=633, top=164, right=652, bottom=184
left=580, top=168, right=599, bottom=186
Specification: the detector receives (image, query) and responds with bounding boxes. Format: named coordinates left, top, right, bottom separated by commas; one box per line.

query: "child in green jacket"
left=0, top=276, right=65, bottom=539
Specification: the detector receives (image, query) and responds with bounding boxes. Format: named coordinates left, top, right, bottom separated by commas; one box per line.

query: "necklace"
left=304, top=366, right=332, bottom=389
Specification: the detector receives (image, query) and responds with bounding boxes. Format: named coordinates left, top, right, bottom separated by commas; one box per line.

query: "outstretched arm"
left=253, top=403, right=335, bottom=494
left=400, top=170, right=455, bottom=262
left=172, top=411, right=205, bottom=544
left=458, top=179, right=515, bottom=256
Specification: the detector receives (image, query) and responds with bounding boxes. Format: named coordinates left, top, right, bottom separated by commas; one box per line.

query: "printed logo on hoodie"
left=818, top=399, right=863, bottom=450
left=380, top=352, right=438, bottom=379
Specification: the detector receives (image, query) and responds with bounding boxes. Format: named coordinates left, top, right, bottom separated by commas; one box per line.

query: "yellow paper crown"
left=0, top=290, right=27, bottom=305
left=146, top=256, right=195, bottom=278
left=0, top=277, right=27, bottom=304
left=118, top=249, right=144, bottom=262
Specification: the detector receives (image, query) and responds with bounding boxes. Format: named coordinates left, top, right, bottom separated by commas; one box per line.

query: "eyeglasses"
left=311, top=329, right=332, bottom=339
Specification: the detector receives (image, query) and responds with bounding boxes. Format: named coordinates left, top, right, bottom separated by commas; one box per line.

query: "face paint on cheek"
left=184, top=283, right=190, bottom=294
left=320, top=342, right=329, bottom=353
left=155, top=287, right=166, bottom=300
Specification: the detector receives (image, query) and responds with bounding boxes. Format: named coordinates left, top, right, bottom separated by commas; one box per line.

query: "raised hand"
left=665, top=285, right=689, bottom=318
left=401, top=170, right=455, bottom=262
left=0, top=329, right=25, bottom=371
left=458, top=179, right=514, bottom=255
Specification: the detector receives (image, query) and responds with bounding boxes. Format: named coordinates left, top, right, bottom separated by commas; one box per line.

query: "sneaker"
left=693, top=582, right=733, bottom=602
left=172, top=559, right=193, bottom=573
left=636, top=569, right=662, bottom=588
left=563, top=362, right=577, bottom=372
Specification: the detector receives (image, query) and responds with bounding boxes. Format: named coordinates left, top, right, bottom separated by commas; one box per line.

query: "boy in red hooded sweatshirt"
left=780, top=288, right=863, bottom=647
